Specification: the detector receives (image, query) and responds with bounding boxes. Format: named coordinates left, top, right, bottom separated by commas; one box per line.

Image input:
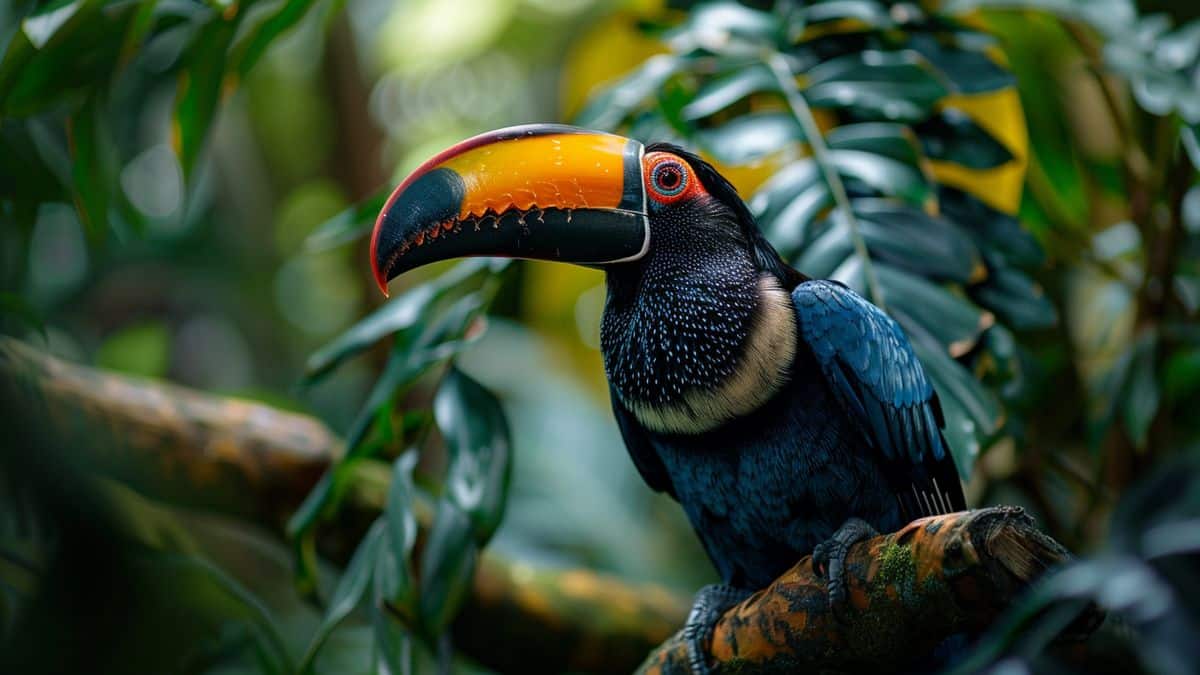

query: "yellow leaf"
left=931, top=87, right=1029, bottom=215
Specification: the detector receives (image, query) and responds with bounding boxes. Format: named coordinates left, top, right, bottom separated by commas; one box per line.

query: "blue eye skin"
left=652, top=162, right=687, bottom=196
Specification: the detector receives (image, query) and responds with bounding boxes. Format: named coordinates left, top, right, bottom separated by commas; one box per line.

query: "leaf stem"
left=764, top=51, right=885, bottom=308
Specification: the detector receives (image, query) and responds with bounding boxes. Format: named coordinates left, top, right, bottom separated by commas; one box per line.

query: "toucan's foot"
left=812, top=517, right=877, bottom=619
left=683, top=583, right=752, bottom=675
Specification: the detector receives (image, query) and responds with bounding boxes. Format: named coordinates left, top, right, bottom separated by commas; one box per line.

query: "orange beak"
left=370, top=124, right=649, bottom=295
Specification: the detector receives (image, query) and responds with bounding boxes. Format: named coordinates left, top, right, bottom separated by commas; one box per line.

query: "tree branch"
left=0, top=337, right=685, bottom=674
left=0, top=337, right=1101, bottom=674
left=639, top=507, right=1101, bottom=674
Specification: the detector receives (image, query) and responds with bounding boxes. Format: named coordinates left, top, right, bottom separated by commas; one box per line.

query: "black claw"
left=683, top=584, right=751, bottom=675
left=813, top=518, right=877, bottom=622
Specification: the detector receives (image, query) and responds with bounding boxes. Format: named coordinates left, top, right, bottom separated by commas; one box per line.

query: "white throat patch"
left=628, top=275, right=797, bottom=434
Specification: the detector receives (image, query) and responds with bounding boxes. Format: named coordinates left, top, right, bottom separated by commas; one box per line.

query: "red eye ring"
left=644, top=153, right=696, bottom=204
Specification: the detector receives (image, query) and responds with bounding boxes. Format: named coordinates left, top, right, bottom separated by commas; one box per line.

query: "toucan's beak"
left=370, top=124, right=649, bottom=295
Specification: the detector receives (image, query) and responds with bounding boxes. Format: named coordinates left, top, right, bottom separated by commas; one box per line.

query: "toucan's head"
left=369, top=124, right=799, bottom=295
left=370, top=124, right=803, bottom=433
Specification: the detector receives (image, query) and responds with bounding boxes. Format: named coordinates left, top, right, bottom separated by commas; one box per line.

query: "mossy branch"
left=638, top=507, right=1102, bottom=674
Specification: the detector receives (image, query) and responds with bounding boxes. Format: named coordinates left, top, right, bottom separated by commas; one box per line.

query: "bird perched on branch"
left=369, top=124, right=966, bottom=673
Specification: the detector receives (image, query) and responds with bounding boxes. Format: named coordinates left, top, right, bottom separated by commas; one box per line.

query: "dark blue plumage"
left=601, top=144, right=965, bottom=591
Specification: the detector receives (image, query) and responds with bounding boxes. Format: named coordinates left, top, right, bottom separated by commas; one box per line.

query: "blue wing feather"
left=792, top=280, right=964, bottom=517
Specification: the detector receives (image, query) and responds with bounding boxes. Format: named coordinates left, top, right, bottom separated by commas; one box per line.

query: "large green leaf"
left=417, top=500, right=477, bottom=636
left=802, top=0, right=893, bottom=30
left=229, top=0, right=320, bottom=75
left=804, top=50, right=950, bottom=122
left=174, top=11, right=239, bottom=177
left=854, top=200, right=982, bottom=283
left=68, top=95, right=117, bottom=238
left=827, top=122, right=923, bottom=166
left=681, top=63, right=775, bottom=120
left=434, top=368, right=512, bottom=544
left=668, top=1, right=783, bottom=52
left=878, top=265, right=992, bottom=357
left=908, top=36, right=1015, bottom=94
left=829, top=149, right=929, bottom=205
left=381, top=452, right=419, bottom=621
left=696, top=111, right=805, bottom=164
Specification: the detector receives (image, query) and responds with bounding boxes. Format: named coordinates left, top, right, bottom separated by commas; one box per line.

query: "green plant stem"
left=764, top=51, right=885, bottom=309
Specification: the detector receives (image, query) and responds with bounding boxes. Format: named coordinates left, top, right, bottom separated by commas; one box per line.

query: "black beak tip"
left=370, top=167, right=467, bottom=294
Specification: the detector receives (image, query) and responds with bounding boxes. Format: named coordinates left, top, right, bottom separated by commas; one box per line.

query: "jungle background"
left=1, top=0, right=1199, bottom=673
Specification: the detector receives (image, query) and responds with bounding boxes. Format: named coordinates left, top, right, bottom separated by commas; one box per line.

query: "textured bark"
left=0, top=337, right=1098, bottom=674
left=638, top=507, right=1096, bottom=674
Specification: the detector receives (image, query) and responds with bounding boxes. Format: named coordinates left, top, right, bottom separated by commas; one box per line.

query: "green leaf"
left=305, top=188, right=390, bottom=252
left=970, top=263, right=1058, bottom=330
left=681, top=63, right=775, bottom=120
left=751, top=159, right=822, bottom=222
left=0, top=0, right=36, bottom=59
left=304, top=258, right=505, bottom=382
left=575, top=55, right=686, bottom=130
left=669, top=2, right=783, bottom=52
left=940, top=187, right=1044, bottom=267
left=829, top=149, right=929, bottom=205
left=175, top=12, right=239, bottom=177
left=804, top=51, right=950, bottom=122
left=854, top=200, right=981, bottom=283
left=915, top=108, right=1013, bottom=169
left=371, top=600, right=412, bottom=675
left=417, top=500, right=477, bottom=636
left=765, top=180, right=831, bottom=256
left=803, top=0, right=893, bottom=30
left=229, top=0, right=320, bottom=75
left=381, top=452, right=418, bottom=618
left=877, top=264, right=992, bottom=356
left=827, top=122, right=922, bottom=166
left=434, top=368, right=512, bottom=544
left=299, top=519, right=384, bottom=673
left=696, top=111, right=804, bottom=164
left=68, top=95, right=117, bottom=238
left=161, top=554, right=295, bottom=675
left=908, top=38, right=1015, bottom=94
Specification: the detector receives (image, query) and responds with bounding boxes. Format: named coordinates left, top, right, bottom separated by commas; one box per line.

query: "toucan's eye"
left=651, top=161, right=688, bottom=197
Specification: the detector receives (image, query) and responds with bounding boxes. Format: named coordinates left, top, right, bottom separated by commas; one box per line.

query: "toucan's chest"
left=600, top=272, right=797, bottom=434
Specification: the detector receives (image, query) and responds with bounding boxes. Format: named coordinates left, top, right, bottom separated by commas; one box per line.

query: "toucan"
left=370, top=124, right=966, bottom=672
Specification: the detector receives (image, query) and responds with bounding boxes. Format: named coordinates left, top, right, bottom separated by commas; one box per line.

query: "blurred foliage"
left=3, top=0, right=1200, bottom=673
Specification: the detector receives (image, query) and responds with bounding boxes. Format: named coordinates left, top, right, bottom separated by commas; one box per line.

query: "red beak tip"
left=374, top=273, right=390, bottom=298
